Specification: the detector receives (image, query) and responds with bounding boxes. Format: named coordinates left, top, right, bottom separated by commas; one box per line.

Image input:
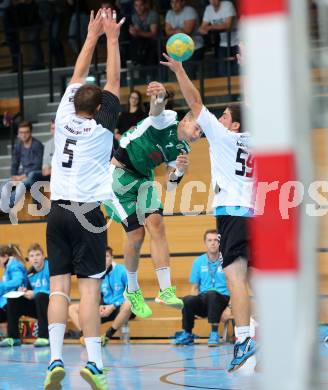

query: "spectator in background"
left=129, top=0, right=159, bottom=66
left=165, top=0, right=204, bottom=62
left=199, top=0, right=239, bottom=76
left=42, top=119, right=55, bottom=178
left=0, top=243, right=50, bottom=348
left=0, top=244, right=28, bottom=339
left=67, top=0, right=90, bottom=54
left=113, top=90, right=147, bottom=149
left=68, top=247, right=135, bottom=346
left=173, top=230, right=231, bottom=346
left=1, top=121, right=44, bottom=210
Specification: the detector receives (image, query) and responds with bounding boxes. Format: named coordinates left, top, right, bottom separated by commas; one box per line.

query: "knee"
left=120, top=301, right=132, bottom=314
left=147, top=215, right=165, bottom=238
left=182, top=295, right=196, bottom=307
left=205, top=290, right=219, bottom=300
left=34, top=292, right=49, bottom=302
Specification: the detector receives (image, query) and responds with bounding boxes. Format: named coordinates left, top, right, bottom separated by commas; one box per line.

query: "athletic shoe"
left=228, top=337, right=256, bottom=372
left=172, top=331, right=194, bottom=346
left=155, top=286, right=184, bottom=309
left=208, top=331, right=219, bottom=347
left=101, top=334, right=109, bottom=347
left=124, top=289, right=152, bottom=318
left=44, top=359, right=65, bottom=390
left=80, top=361, right=109, bottom=390
left=0, top=338, right=21, bottom=347
left=34, top=338, right=50, bottom=347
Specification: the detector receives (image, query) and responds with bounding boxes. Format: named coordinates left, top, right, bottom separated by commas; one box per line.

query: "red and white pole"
left=240, top=1, right=316, bottom=389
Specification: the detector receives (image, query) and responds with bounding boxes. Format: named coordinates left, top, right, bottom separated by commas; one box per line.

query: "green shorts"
left=103, top=165, right=163, bottom=232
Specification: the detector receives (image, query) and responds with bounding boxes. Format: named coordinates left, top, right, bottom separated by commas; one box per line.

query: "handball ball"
left=166, top=33, right=195, bottom=62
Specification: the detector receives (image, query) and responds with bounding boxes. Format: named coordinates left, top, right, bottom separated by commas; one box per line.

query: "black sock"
left=184, top=328, right=192, bottom=335
left=106, top=327, right=117, bottom=338
left=211, top=325, right=219, bottom=333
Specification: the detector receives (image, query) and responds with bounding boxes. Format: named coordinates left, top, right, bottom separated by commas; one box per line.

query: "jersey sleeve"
left=56, top=83, right=82, bottom=123
left=202, top=6, right=210, bottom=23
left=94, top=90, right=121, bottom=133
left=196, top=105, right=228, bottom=144
left=149, top=110, right=178, bottom=130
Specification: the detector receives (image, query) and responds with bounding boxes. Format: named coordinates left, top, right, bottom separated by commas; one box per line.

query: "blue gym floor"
left=1, top=343, right=328, bottom=389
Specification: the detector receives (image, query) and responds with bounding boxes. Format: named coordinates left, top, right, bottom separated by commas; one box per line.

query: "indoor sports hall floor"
left=1, top=343, right=328, bottom=389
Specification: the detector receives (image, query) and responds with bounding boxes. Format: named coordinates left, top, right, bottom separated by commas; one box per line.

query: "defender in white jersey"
left=161, top=53, right=256, bottom=372
left=44, top=9, right=124, bottom=390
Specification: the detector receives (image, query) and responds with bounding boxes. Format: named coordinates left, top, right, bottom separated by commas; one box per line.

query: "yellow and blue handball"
left=166, top=33, right=195, bottom=62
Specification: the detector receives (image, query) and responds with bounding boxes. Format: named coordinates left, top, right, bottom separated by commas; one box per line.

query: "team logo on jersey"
left=148, top=151, right=163, bottom=164
left=176, top=144, right=185, bottom=149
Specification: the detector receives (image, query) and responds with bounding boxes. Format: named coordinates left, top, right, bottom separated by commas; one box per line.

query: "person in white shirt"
left=44, top=8, right=124, bottom=390
left=199, top=0, right=239, bottom=76
left=161, top=53, right=256, bottom=372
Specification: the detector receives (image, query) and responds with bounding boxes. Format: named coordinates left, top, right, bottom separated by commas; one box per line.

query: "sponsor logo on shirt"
left=64, top=124, right=82, bottom=135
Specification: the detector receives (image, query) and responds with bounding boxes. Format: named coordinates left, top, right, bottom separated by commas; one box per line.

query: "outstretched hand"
left=160, top=53, right=184, bottom=74
left=102, top=8, right=126, bottom=40
left=147, top=81, right=166, bottom=100
left=87, top=9, right=104, bottom=39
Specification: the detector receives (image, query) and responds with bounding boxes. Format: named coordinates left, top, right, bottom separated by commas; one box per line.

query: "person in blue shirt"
left=69, top=247, right=135, bottom=346
left=174, top=229, right=231, bottom=346
left=0, top=244, right=28, bottom=333
left=0, top=243, right=50, bottom=348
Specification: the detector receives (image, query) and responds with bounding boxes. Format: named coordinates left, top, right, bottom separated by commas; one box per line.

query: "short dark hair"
left=28, top=243, right=44, bottom=255
left=203, top=229, right=219, bottom=242
left=106, top=246, right=113, bottom=255
left=227, top=104, right=243, bottom=132
left=74, top=84, right=102, bottom=116
left=18, top=120, right=32, bottom=132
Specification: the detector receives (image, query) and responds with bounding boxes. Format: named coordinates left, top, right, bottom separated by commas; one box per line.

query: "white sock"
left=49, top=323, right=66, bottom=362
left=155, top=267, right=171, bottom=291
left=0, top=182, right=13, bottom=212
left=85, top=337, right=103, bottom=370
left=127, top=271, right=139, bottom=293
left=235, top=326, right=251, bottom=343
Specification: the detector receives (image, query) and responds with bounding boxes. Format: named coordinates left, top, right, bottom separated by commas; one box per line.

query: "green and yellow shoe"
left=100, top=334, right=109, bottom=347
left=34, top=338, right=50, bottom=348
left=0, top=337, right=21, bottom=347
left=124, top=289, right=152, bottom=318
left=80, top=362, right=109, bottom=390
left=44, top=359, right=65, bottom=390
left=155, top=286, right=184, bottom=310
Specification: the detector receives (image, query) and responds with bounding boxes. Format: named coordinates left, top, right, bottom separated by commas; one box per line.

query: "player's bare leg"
left=146, top=213, right=183, bottom=309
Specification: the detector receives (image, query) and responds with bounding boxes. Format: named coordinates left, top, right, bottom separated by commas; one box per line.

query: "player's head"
left=74, top=84, right=102, bottom=117
left=106, top=246, right=113, bottom=268
left=0, top=244, right=25, bottom=266
left=219, top=105, right=242, bottom=133
left=18, top=120, right=33, bottom=143
left=170, top=0, right=185, bottom=13
left=204, top=229, right=220, bottom=255
left=27, top=243, right=45, bottom=272
left=178, top=111, right=203, bottom=143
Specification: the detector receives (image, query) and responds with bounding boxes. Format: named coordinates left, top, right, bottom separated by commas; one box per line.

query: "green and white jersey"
left=119, top=110, right=190, bottom=177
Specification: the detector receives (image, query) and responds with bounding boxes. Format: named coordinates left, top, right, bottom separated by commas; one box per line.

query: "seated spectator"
left=129, top=0, right=160, bottom=66
left=173, top=229, right=231, bottom=346
left=199, top=0, right=239, bottom=76
left=68, top=247, right=135, bottom=346
left=0, top=244, right=28, bottom=335
left=0, top=120, right=44, bottom=211
left=42, top=119, right=55, bottom=178
left=165, top=0, right=204, bottom=63
left=0, top=243, right=50, bottom=348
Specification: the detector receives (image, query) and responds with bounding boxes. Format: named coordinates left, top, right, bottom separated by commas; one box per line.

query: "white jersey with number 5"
left=196, top=106, right=254, bottom=209
left=50, top=83, right=114, bottom=202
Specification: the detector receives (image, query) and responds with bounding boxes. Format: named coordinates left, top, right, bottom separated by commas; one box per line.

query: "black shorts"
left=46, top=200, right=107, bottom=278
left=101, top=306, right=136, bottom=323
left=216, top=215, right=250, bottom=268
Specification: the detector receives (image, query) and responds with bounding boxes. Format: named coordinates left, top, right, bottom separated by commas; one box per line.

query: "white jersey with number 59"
left=50, top=83, right=117, bottom=203
left=196, top=106, right=254, bottom=209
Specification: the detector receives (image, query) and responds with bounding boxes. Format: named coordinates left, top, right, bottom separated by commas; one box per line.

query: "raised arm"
left=70, top=10, right=104, bottom=85
left=160, top=53, right=203, bottom=118
left=102, top=9, right=125, bottom=98
left=146, top=81, right=167, bottom=116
